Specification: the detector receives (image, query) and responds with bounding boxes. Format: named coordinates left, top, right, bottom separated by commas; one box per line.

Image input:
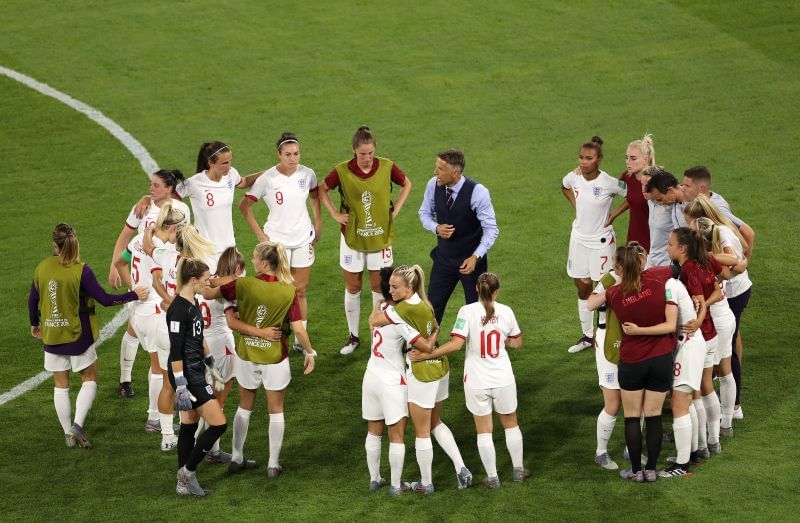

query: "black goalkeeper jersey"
left=167, top=295, right=206, bottom=386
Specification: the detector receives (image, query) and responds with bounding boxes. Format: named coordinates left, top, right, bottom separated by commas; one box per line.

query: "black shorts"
left=618, top=352, right=673, bottom=392
left=168, top=371, right=215, bottom=409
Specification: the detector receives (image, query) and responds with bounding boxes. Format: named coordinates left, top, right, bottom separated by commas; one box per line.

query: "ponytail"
left=683, top=194, right=747, bottom=252
left=694, top=217, right=723, bottom=254
left=175, top=224, right=217, bottom=262
left=352, top=126, right=376, bottom=149
left=254, top=241, right=293, bottom=284
left=176, top=258, right=209, bottom=290
left=152, top=169, right=184, bottom=191
left=620, top=245, right=644, bottom=294
left=52, top=223, right=80, bottom=266
left=673, top=227, right=708, bottom=271
left=628, top=133, right=655, bottom=166
left=392, top=264, right=432, bottom=310
left=580, top=135, right=604, bottom=158
left=477, top=272, right=500, bottom=325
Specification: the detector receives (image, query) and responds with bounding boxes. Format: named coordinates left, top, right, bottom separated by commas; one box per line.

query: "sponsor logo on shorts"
left=344, top=255, right=352, bottom=265
left=206, top=385, right=214, bottom=395
left=605, top=373, right=615, bottom=384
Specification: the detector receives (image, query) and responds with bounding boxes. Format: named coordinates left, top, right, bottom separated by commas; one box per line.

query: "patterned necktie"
left=445, top=186, right=454, bottom=209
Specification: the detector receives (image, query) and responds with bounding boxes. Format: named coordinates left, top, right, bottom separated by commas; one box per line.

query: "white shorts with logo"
left=285, top=239, right=315, bottom=269
left=339, top=234, right=393, bottom=272
left=44, top=346, right=97, bottom=373
left=235, top=357, right=291, bottom=391
left=361, top=369, right=408, bottom=426
left=712, top=309, right=736, bottom=365
left=205, top=331, right=236, bottom=382
left=673, top=334, right=705, bottom=391
left=594, top=327, right=620, bottom=390
left=131, top=307, right=170, bottom=370
left=407, top=371, right=449, bottom=409
left=703, top=335, right=719, bottom=369
left=464, top=381, right=517, bottom=416
left=567, top=235, right=615, bottom=281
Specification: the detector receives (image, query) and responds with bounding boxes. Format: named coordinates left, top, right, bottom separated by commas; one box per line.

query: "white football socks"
left=415, top=437, right=434, bottom=486
left=344, top=290, right=360, bottom=336
left=477, top=432, right=497, bottom=478
left=73, top=381, right=96, bottom=428
left=365, top=432, right=382, bottom=482
left=231, top=407, right=252, bottom=463
left=578, top=299, right=593, bottom=338
left=431, top=423, right=465, bottom=472
left=147, top=371, right=161, bottom=421
left=268, top=413, right=285, bottom=468
left=702, top=392, right=721, bottom=445
left=54, top=387, right=72, bottom=433
left=694, top=398, right=707, bottom=449
left=159, top=411, right=175, bottom=437
left=689, top=403, right=699, bottom=452
left=388, top=442, right=405, bottom=488
left=119, top=332, right=138, bottom=383
left=505, top=426, right=524, bottom=468
left=596, top=409, right=617, bottom=455
left=673, top=414, right=692, bottom=465
left=719, top=373, right=736, bottom=428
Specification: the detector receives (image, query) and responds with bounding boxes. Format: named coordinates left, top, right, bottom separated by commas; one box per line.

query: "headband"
left=278, top=139, right=299, bottom=149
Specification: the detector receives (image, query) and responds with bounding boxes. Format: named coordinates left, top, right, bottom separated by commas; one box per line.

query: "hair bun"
left=357, top=125, right=371, bottom=132
left=591, top=136, right=604, bottom=146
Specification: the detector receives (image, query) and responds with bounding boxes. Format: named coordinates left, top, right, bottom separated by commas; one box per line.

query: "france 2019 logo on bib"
left=344, top=255, right=352, bottom=265
left=593, top=186, right=602, bottom=198
left=298, top=179, right=306, bottom=190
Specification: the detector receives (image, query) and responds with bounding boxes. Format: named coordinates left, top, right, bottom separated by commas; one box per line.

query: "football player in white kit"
left=108, top=170, right=190, bottom=398
left=361, top=268, right=438, bottom=496
left=411, top=272, right=528, bottom=488
left=561, top=136, right=627, bottom=353
left=115, top=204, right=187, bottom=450
left=240, top=132, right=322, bottom=351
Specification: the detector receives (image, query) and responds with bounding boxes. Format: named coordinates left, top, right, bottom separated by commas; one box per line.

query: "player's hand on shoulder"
left=334, top=211, right=349, bottom=225
left=133, top=195, right=151, bottom=219
left=108, top=265, right=121, bottom=289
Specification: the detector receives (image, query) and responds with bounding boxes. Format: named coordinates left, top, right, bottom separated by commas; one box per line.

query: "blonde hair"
left=52, top=223, right=80, bottom=266
left=216, top=247, right=245, bottom=278
left=628, top=133, right=656, bottom=166
left=392, top=264, right=432, bottom=310
left=694, top=217, right=723, bottom=254
left=155, top=203, right=186, bottom=230
left=175, top=224, right=217, bottom=261
left=254, top=241, right=293, bottom=284
left=477, top=272, right=500, bottom=325
left=683, top=194, right=747, bottom=251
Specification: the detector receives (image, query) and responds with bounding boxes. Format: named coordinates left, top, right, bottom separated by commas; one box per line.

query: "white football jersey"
left=246, top=165, right=317, bottom=248
left=151, top=244, right=179, bottom=298
left=366, top=304, right=420, bottom=386
left=176, top=167, right=243, bottom=252
left=665, top=278, right=701, bottom=342
left=716, top=225, right=751, bottom=298
left=197, top=296, right=232, bottom=337
left=124, top=199, right=191, bottom=234
left=451, top=301, right=521, bottom=389
left=126, top=234, right=165, bottom=311
left=562, top=170, right=626, bottom=248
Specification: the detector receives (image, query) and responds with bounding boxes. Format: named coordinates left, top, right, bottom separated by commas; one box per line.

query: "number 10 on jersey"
left=480, top=329, right=501, bottom=358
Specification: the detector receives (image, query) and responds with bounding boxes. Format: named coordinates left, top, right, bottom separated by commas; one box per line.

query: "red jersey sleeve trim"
left=150, top=267, right=162, bottom=273
left=384, top=310, right=396, bottom=324
left=223, top=305, right=236, bottom=313
left=171, top=190, right=183, bottom=200
left=308, top=186, right=319, bottom=193
left=409, top=334, right=422, bottom=345
left=124, top=221, right=137, bottom=230
left=245, top=194, right=258, bottom=202
left=451, top=333, right=467, bottom=340
left=508, top=333, right=522, bottom=339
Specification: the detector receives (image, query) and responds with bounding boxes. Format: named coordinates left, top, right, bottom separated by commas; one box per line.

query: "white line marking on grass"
left=0, top=65, right=158, bottom=405
left=0, top=309, right=129, bottom=407
left=0, top=66, right=158, bottom=175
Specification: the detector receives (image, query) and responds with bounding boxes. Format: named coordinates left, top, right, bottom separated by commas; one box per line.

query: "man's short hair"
left=437, top=149, right=465, bottom=173
left=644, top=167, right=678, bottom=193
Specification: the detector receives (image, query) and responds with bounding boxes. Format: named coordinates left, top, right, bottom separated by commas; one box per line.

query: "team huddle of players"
left=30, top=128, right=752, bottom=497
left=562, top=134, right=753, bottom=481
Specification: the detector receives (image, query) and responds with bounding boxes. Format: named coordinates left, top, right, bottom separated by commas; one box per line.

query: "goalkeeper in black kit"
left=166, top=258, right=227, bottom=497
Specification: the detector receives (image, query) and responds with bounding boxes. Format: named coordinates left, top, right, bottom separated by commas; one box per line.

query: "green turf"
left=1, top=1, right=799, bottom=520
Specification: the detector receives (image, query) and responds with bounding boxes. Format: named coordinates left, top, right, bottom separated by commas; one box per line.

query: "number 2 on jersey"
left=480, top=329, right=501, bottom=358
left=372, top=329, right=384, bottom=359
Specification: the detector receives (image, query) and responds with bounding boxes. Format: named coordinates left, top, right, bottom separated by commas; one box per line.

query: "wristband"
left=305, top=349, right=317, bottom=358
left=174, top=371, right=184, bottom=379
